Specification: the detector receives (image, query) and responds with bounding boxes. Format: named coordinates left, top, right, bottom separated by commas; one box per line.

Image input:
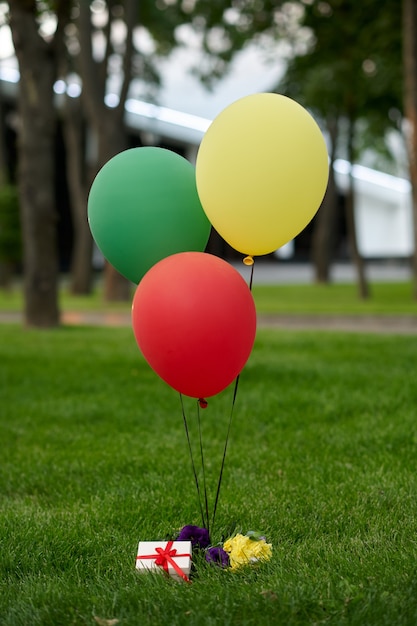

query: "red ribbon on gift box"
left=137, top=541, right=191, bottom=583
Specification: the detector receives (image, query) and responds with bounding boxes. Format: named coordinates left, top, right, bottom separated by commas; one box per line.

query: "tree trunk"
left=77, top=1, right=136, bottom=302
left=102, top=262, right=132, bottom=301
left=9, top=1, right=59, bottom=327
left=61, top=96, right=94, bottom=295
left=94, top=115, right=132, bottom=302
left=0, top=262, right=14, bottom=289
left=0, top=95, right=8, bottom=185
left=345, top=118, right=369, bottom=300
left=0, top=94, right=14, bottom=289
left=403, top=0, right=417, bottom=298
left=311, top=117, right=339, bottom=283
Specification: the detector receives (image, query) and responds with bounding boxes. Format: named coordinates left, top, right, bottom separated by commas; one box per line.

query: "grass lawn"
left=1, top=277, right=417, bottom=316
left=1, top=323, right=417, bottom=625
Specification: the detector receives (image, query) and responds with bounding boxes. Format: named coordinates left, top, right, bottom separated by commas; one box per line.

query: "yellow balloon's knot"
left=243, top=256, right=254, bottom=266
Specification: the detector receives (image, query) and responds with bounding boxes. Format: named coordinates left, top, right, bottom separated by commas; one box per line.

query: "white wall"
left=334, top=160, right=413, bottom=258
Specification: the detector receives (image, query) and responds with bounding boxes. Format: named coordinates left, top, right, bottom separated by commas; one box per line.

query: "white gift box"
left=136, top=540, right=192, bottom=582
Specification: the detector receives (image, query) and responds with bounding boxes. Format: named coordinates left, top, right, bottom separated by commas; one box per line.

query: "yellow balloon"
left=195, top=93, right=329, bottom=256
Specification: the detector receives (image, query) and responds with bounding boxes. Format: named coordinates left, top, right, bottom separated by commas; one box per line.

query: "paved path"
left=257, top=314, right=417, bottom=334
left=1, top=310, right=416, bottom=334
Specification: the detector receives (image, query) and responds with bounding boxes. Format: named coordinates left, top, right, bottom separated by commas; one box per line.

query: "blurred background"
left=0, top=0, right=414, bottom=326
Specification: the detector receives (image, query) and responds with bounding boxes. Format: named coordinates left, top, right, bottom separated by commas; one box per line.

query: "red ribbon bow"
left=137, top=541, right=191, bottom=583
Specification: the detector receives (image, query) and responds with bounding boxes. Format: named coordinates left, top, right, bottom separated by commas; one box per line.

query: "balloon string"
left=179, top=393, right=206, bottom=530
left=249, top=259, right=255, bottom=291
left=211, top=258, right=255, bottom=530
left=196, top=399, right=210, bottom=537
left=211, top=373, right=240, bottom=532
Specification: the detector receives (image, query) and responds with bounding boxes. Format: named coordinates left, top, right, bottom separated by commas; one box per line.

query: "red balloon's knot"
left=198, top=398, right=208, bottom=409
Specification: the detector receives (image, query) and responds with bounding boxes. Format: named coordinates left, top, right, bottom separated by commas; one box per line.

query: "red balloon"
left=131, top=252, right=257, bottom=398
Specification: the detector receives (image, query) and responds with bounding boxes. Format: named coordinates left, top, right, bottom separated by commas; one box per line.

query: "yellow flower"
left=223, top=533, right=272, bottom=570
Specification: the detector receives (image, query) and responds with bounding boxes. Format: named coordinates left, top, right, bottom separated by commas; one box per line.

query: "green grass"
left=1, top=324, right=417, bottom=625
left=252, top=281, right=417, bottom=315
left=1, top=277, right=417, bottom=316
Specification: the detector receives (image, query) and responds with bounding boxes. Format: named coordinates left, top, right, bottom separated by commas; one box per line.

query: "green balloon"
left=88, top=147, right=211, bottom=284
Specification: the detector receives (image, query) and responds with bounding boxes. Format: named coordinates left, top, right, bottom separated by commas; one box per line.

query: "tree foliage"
left=280, top=1, right=403, bottom=161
